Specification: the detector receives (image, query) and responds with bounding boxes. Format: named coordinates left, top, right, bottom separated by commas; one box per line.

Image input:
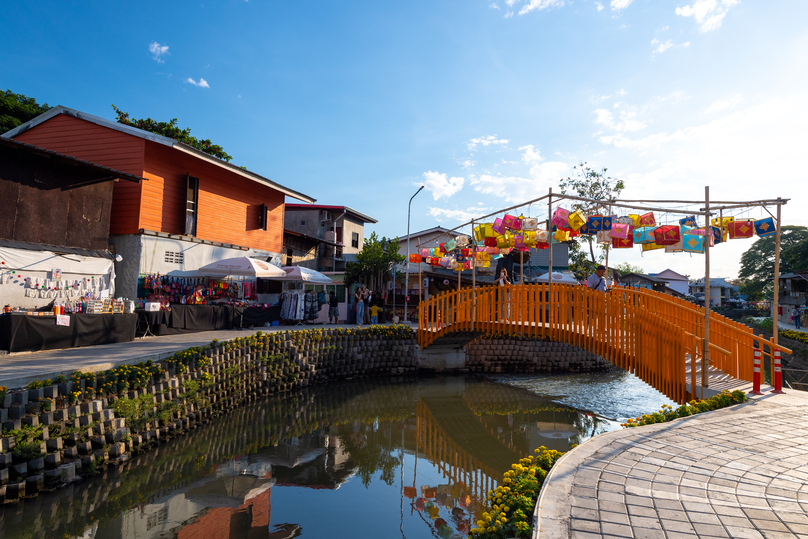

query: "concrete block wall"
left=465, top=338, right=612, bottom=373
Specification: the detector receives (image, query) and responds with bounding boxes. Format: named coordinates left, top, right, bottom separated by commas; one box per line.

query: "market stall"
left=135, top=257, right=286, bottom=334
left=273, top=266, right=333, bottom=324
left=0, top=312, right=137, bottom=353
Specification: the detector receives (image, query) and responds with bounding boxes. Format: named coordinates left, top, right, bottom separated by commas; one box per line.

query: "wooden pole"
left=703, top=186, right=711, bottom=391
left=772, top=201, right=782, bottom=346
left=417, top=240, right=423, bottom=305
left=520, top=250, right=524, bottom=285
left=472, top=219, right=477, bottom=331
left=548, top=188, right=553, bottom=330
left=604, top=203, right=611, bottom=287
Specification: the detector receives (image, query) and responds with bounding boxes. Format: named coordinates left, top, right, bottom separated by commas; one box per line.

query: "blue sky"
left=3, top=0, right=806, bottom=278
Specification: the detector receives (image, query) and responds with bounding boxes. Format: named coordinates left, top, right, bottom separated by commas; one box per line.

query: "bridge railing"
left=418, top=284, right=767, bottom=404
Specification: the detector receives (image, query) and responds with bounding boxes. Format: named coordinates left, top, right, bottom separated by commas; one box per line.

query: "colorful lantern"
left=554, top=229, right=570, bottom=242
left=474, top=224, right=494, bottom=241
left=552, top=207, right=570, bottom=228
left=729, top=220, right=755, bottom=239
left=612, top=236, right=634, bottom=249
left=633, top=226, right=656, bottom=244
left=628, top=214, right=641, bottom=227
left=409, top=254, right=422, bottom=263
left=683, top=234, right=705, bottom=253
left=567, top=210, right=586, bottom=231
left=711, top=216, right=734, bottom=228
left=522, top=217, right=539, bottom=230
left=639, top=212, right=657, bottom=227
left=642, top=242, right=665, bottom=252
left=754, top=217, right=776, bottom=237
left=665, top=237, right=684, bottom=253
left=484, top=237, right=497, bottom=247
left=609, top=222, right=632, bottom=240
left=503, top=214, right=522, bottom=231
left=654, top=225, right=681, bottom=246
left=586, top=215, right=604, bottom=232
left=711, top=226, right=726, bottom=245
left=680, top=216, right=698, bottom=227
left=495, top=234, right=510, bottom=249
left=596, top=230, right=611, bottom=244
left=535, top=230, right=549, bottom=243
left=492, top=218, right=507, bottom=235
left=456, top=235, right=470, bottom=247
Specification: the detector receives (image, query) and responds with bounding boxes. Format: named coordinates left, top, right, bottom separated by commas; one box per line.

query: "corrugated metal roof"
left=285, top=204, right=377, bottom=224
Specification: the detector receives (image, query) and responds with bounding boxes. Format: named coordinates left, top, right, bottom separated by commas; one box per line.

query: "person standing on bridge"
left=587, top=265, right=607, bottom=292
left=496, top=268, right=511, bottom=320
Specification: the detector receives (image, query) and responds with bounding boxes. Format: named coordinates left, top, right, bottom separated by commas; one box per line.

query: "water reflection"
left=0, top=375, right=617, bottom=539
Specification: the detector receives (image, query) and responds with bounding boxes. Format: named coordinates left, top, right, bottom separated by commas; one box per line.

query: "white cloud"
left=460, top=159, right=476, bottom=169
left=676, top=0, right=739, bottom=32
left=518, top=0, right=565, bottom=15
left=427, top=206, right=494, bottom=223
left=591, top=93, right=612, bottom=104
left=467, top=135, right=509, bottom=152
left=595, top=2, right=604, bottom=11
left=422, top=171, right=465, bottom=200
left=611, top=0, right=632, bottom=11
left=185, top=77, right=210, bottom=88
left=518, top=144, right=544, bottom=164
left=490, top=2, right=501, bottom=9
left=616, top=89, right=627, bottom=96
left=593, top=108, right=646, bottom=132
left=149, top=41, right=169, bottom=63
left=651, top=38, right=674, bottom=54
left=704, top=94, right=742, bottom=113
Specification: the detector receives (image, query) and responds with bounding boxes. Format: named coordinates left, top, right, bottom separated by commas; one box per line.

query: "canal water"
left=0, top=371, right=673, bottom=539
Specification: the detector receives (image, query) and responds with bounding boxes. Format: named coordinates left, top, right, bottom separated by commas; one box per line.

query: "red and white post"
left=771, top=349, right=784, bottom=394
left=749, top=348, right=762, bottom=395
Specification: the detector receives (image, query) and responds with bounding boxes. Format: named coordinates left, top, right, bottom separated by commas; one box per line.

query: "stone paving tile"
left=535, top=393, right=808, bottom=539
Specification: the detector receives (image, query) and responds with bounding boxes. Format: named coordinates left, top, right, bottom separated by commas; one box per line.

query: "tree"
left=738, top=226, right=808, bottom=300
left=1, top=89, right=52, bottom=134
left=559, top=162, right=625, bottom=280
left=344, top=233, right=405, bottom=292
left=112, top=105, right=233, bottom=162
left=613, top=262, right=644, bottom=276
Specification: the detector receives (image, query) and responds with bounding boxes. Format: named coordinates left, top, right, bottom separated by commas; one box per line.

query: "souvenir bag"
left=683, top=234, right=705, bottom=253
left=612, top=236, right=634, bottom=249
left=754, top=217, right=776, bottom=237
left=554, top=229, right=571, bottom=242
left=680, top=216, right=698, bottom=227
left=552, top=207, right=570, bottom=228
left=729, top=220, right=755, bottom=239
left=654, top=225, right=681, bottom=245
left=642, top=242, right=665, bottom=252
left=586, top=215, right=604, bottom=232
left=596, top=230, right=611, bottom=244
left=503, top=214, right=522, bottom=231
left=522, top=217, right=539, bottom=230
left=633, top=226, right=656, bottom=244
left=665, top=237, right=684, bottom=253
left=628, top=214, right=641, bottom=227
left=639, top=212, right=657, bottom=227
left=535, top=229, right=549, bottom=243
left=456, top=235, right=470, bottom=247
left=492, top=218, right=507, bottom=235
left=710, top=226, right=726, bottom=245
left=609, top=222, right=632, bottom=239
left=409, top=254, right=422, bottom=263
left=484, top=237, right=498, bottom=247
left=567, top=210, right=586, bottom=231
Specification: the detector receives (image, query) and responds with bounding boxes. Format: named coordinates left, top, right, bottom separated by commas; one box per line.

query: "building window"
left=258, top=204, right=268, bottom=231
left=352, top=232, right=359, bottom=248
left=301, top=220, right=306, bottom=225
left=185, top=175, right=199, bottom=236
left=164, top=251, right=184, bottom=264
left=286, top=248, right=293, bottom=266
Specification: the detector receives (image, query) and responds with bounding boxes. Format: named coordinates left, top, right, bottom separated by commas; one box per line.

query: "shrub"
left=621, top=390, right=746, bottom=428
left=13, top=442, right=43, bottom=461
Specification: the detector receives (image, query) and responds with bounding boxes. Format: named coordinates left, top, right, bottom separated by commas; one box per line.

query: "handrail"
left=418, top=284, right=770, bottom=404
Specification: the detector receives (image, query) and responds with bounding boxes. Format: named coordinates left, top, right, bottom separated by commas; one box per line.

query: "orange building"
left=4, top=107, right=314, bottom=299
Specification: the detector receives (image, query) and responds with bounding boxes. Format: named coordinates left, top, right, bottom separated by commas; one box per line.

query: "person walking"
left=355, top=286, right=365, bottom=325
left=793, top=306, right=802, bottom=329
left=329, top=291, right=339, bottom=324
left=587, top=265, right=607, bottom=292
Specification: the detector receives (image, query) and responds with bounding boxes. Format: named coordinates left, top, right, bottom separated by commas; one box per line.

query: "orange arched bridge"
left=417, top=284, right=790, bottom=404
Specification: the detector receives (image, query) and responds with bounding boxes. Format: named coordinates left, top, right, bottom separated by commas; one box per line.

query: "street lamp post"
left=404, top=185, right=425, bottom=323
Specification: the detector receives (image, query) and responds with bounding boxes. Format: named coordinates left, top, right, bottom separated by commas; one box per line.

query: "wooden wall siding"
left=143, top=142, right=285, bottom=252
left=0, top=147, right=115, bottom=250
left=13, top=114, right=146, bottom=235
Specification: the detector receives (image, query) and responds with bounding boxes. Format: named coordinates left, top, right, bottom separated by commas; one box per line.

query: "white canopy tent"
left=274, top=266, right=333, bottom=284
left=533, top=272, right=581, bottom=285
left=196, top=257, right=286, bottom=278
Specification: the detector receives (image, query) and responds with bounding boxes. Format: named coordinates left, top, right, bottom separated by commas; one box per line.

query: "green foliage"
left=781, top=329, right=808, bottom=344
left=112, top=105, right=233, bottom=162
left=344, top=232, right=405, bottom=289
left=560, top=162, right=625, bottom=280
left=621, top=390, right=747, bottom=427
left=739, top=226, right=808, bottom=300
left=612, top=262, right=644, bottom=277
left=0, top=89, right=52, bottom=134
left=13, top=441, right=44, bottom=462
left=469, top=447, right=564, bottom=538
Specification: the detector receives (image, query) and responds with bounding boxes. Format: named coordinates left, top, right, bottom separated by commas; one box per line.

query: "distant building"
left=777, top=272, right=808, bottom=325
left=620, top=273, right=670, bottom=293
left=689, top=277, right=737, bottom=306
left=652, top=269, right=690, bottom=296
left=284, top=204, right=377, bottom=273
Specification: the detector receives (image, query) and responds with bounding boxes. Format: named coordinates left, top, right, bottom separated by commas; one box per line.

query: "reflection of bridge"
left=419, top=284, right=792, bottom=404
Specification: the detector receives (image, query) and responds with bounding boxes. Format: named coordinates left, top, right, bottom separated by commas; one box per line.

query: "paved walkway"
left=0, top=323, right=380, bottom=389
left=536, top=390, right=808, bottom=539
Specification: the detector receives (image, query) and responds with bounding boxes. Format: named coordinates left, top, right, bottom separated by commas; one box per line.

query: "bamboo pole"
left=472, top=219, right=476, bottom=332
left=703, top=186, right=711, bottom=389
left=772, top=201, right=782, bottom=347
left=548, top=188, right=553, bottom=335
